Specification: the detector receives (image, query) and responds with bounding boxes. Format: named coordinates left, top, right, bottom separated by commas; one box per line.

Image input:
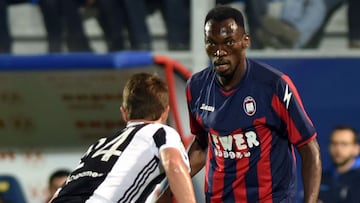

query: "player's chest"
left=194, top=85, right=273, bottom=132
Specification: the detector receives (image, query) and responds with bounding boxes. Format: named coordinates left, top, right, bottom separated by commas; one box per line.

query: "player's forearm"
left=166, top=162, right=196, bottom=203
left=188, top=139, right=207, bottom=177
left=302, top=160, right=321, bottom=203
left=299, top=140, right=322, bottom=203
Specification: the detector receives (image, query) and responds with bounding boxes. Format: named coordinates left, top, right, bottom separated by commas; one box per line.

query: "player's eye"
left=226, top=40, right=235, bottom=46
left=206, top=40, right=216, bottom=47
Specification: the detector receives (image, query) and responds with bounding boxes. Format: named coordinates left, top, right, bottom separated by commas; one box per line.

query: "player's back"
left=51, top=122, right=184, bottom=203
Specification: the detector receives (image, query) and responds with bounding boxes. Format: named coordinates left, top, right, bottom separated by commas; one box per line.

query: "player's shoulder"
left=187, top=66, right=213, bottom=85
left=148, top=123, right=180, bottom=136
left=248, top=59, right=285, bottom=84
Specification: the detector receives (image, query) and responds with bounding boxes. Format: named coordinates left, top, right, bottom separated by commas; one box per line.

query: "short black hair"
left=205, top=5, right=246, bottom=32
left=49, top=169, right=70, bottom=185
left=331, top=125, right=359, bottom=143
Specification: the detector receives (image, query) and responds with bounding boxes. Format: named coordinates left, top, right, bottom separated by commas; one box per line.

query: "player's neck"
left=336, top=158, right=355, bottom=174
left=128, top=120, right=153, bottom=124
left=127, top=118, right=162, bottom=125
left=219, top=59, right=247, bottom=90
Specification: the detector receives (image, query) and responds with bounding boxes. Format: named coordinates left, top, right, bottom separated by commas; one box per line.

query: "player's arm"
left=185, top=81, right=208, bottom=176
left=155, top=137, right=207, bottom=203
left=276, top=75, right=322, bottom=202
left=188, top=136, right=207, bottom=177
left=160, top=147, right=196, bottom=203
left=297, top=139, right=322, bottom=203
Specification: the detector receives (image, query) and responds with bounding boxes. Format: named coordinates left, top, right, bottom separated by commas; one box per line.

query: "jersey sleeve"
left=272, top=74, right=317, bottom=147
left=186, top=79, right=208, bottom=149
left=153, top=125, right=190, bottom=171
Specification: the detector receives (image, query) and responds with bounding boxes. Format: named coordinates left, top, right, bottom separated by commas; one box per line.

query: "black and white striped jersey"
left=51, top=121, right=190, bottom=203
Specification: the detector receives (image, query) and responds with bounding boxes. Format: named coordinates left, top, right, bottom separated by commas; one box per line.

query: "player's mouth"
left=214, top=61, right=230, bottom=72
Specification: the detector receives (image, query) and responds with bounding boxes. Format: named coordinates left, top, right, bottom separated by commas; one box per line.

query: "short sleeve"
left=153, top=125, right=190, bottom=171
left=272, top=74, right=317, bottom=147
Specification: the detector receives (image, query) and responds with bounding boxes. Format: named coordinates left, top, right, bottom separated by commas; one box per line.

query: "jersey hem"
left=296, top=132, right=317, bottom=148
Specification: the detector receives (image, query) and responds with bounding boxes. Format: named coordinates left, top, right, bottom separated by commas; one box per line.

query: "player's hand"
left=155, top=188, right=173, bottom=203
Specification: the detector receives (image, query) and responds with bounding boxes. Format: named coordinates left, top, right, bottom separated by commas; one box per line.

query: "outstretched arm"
left=156, top=137, right=207, bottom=203
left=160, top=147, right=196, bottom=203
left=298, top=139, right=322, bottom=203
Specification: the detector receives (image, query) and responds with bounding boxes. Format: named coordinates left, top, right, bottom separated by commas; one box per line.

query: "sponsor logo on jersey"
left=66, top=171, right=104, bottom=184
left=200, top=103, right=215, bottom=112
left=211, top=130, right=260, bottom=159
left=243, top=96, right=256, bottom=116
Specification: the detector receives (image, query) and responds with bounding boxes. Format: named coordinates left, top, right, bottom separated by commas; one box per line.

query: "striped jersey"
left=51, top=122, right=189, bottom=203
left=186, top=59, right=317, bottom=203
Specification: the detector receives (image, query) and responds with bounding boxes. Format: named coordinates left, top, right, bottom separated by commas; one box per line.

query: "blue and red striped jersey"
left=186, top=59, right=317, bottom=203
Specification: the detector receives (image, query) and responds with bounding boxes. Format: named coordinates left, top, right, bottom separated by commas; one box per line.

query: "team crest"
left=243, top=96, right=256, bottom=116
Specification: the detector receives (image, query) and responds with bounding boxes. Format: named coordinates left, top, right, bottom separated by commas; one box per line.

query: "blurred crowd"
left=1, top=0, right=359, bottom=54
left=219, top=0, right=360, bottom=50
left=0, top=0, right=190, bottom=53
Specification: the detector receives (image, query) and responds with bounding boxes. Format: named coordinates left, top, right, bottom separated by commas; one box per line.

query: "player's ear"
left=243, top=34, right=250, bottom=48
left=160, top=106, right=170, bottom=123
left=120, top=106, right=128, bottom=122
